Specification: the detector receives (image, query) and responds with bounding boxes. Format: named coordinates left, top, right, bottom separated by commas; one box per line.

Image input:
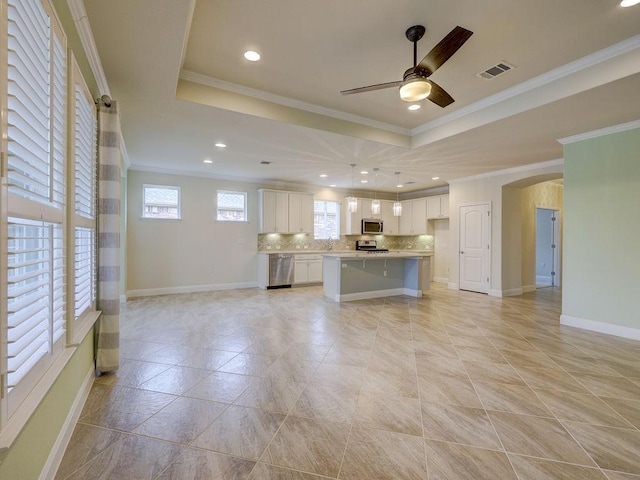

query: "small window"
left=217, top=191, right=247, bottom=222
left=143, top=185, right=181, bottom=219
left=314, top=200, right=340, bottom=239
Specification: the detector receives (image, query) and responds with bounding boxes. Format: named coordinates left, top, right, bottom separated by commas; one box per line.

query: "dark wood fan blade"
left=416, top=26, right=473, bottom=77
left=340, top=80, right=403, bottom=95
left=427, top=79, right=454, bottom=108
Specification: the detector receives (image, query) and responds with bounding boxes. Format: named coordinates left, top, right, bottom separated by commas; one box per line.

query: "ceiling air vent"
left=476, top=61, right=515, bottom=80
left=260, top=161, right=272, bottom=165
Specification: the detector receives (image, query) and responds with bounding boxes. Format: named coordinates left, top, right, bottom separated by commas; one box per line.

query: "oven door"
left=361, top=219, right=383, bottom=234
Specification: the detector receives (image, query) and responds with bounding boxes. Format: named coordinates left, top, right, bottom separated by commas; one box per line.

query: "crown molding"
left=558, top=119, right=640, bottom=145
left=180, top=70, right=410, bottom=136
left=66, top=0, right=110, bottom=96
left=448, top=158, right=564, bottom=185
left=412, top=34, right=640, bottom=138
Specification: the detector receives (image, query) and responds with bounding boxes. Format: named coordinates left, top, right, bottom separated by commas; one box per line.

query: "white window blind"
left=217, top=191, right=247, bottom=221
left=6, top=220, right=64, bottom=391
left=143, top=185, right=181, bottom=219
left=74, top=227, right=94, bottom=319
left=74, top=83, right=95, bottom=219
left=3, top=0, right=67, bottom=418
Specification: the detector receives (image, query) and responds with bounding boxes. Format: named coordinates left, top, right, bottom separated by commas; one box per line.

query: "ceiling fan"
left=340, top=25, right=473, bottom=107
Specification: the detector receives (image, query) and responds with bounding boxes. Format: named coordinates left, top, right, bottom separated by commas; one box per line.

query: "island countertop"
left=322, top=251, right=433, bottom=259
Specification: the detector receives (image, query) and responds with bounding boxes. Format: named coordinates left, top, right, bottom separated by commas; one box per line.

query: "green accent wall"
left=0, top=329, right=94, bottom=480
left=563, top=127, right=640, bottom=328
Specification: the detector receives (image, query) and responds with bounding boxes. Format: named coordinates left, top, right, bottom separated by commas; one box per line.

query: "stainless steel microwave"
left=362, top=218, right=383, bottom=234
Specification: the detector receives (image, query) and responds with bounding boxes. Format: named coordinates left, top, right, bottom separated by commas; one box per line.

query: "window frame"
left=216, top=190, right=248, bottom=223
left=313, top=200, right=340, bottom=240
left=142, top=184, right=181, bottom=220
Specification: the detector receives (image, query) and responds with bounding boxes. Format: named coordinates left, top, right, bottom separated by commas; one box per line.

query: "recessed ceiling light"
left=319, top=174, right=328, bottom=178
left=360, top=170, right=368, bottom=175
left=214, top=143, right=226, bottom=148
left=243, top=50, right=261, bottom=61
left=432, top=176, right=439, bottom=180
left=361, top=179, right=368, bottom=183
left=397, top=184, right=403, bottom=188
left=408, top=104, right=421, bottom=111
left=329, top=184, right=336, bottom=187
left=620, top=0, right=640, bottom=7
left=203, top=159, right=213, bottom=164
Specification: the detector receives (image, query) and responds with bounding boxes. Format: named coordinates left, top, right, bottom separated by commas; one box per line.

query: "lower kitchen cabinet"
left=294, top=254, right=323, bottom=284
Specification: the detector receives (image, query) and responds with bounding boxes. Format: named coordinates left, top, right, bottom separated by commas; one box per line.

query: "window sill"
left=139, top=217, right=182, bottom=222
left=215, top=220, right=249, bottom=224
left=69, top=310, right=101, bottom=347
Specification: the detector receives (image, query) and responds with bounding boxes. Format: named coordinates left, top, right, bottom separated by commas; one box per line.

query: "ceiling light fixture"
left=330, top=184, right=336, bottom=187
left=620, top=0, right=640, bottom=6
left=320, top=174, right=328, bottom=178
left=432, top=176, right=439, bottom=180
left=393, top=172, right=402, bottom=216
left=360, top=170, right=368, bottom=175
left=203, top=159, right=213, bottom=164
left=399, top=75, right=432, bottom=102
left=408, top=104, right=421, bottom=111
left=214, top=143, right=227, bottom=148
left=371, top=168, right=380, bottom=215
left=361, top=179, right=368, bottom=184
left=346, top=164, right=358, bottom=213
left=243, top=50, right=261, bottom=61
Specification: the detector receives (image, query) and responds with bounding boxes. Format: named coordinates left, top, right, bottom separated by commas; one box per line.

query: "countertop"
left=259, top=249, right=433, bottom=255
left=323, top=251, right=433, bottom=259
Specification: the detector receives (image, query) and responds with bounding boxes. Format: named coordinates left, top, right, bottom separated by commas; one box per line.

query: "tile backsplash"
left=257, top=233, right=434, bottom=252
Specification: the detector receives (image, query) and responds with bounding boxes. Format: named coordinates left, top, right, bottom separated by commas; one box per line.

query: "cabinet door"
left=259, top=190, right=276, bottom=233
left=381, top=200, right=398, bottom=235
left=300, top=194, right=314, bottom=233
left=426, top=197, right=441, bottom=219
left=441, top=194, right=449, bottom=218
left=289, top=193, right=302, bottom=233
left=412, top=198, right=427, bottom=235
left=360, top=198, right=373, bottom=219
left=399, top=201, right=413, bottom=235
left=274, top=191, right=289, bottom=232
left=293, top=261, right=308, bottom=284
left=344, top=199, right=362, bottom=234
left=308, top=260, right=323, bottom=282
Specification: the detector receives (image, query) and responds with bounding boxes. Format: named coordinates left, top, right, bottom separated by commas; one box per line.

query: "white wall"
left=448, top=160, right=563, bottom=296
left=431, top=219, right=450, bottom=283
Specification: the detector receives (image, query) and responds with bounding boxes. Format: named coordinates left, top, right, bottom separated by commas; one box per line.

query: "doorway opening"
left=535, top=208, right=560, bottom=288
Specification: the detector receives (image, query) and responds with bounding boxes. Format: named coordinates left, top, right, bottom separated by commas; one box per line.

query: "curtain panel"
left=96, top=99, right=121, bottom=373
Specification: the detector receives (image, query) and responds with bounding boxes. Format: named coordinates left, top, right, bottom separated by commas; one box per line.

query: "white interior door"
left=459, top=204, right=490, bottom=293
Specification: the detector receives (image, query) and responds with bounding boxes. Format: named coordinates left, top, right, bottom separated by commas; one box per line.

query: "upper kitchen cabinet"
left=427, top=195, right=450, bottom=219
left=381, top=200, right=399, bottom=235
left=258, top=189, right=289, bottom=233
left=399, top=198, right=427, bottom=235
left=289, top=193, right=314, bottom=234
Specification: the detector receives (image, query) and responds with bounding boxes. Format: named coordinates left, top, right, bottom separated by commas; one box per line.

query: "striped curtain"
left=95, top=98, right=121, bottom=373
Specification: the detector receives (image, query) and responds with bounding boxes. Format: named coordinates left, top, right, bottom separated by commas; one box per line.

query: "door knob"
left=460, top=251, right=464, bottom=254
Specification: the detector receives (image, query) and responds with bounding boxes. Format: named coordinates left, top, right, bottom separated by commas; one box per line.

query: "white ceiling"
left=83, top=0, right=640, bottom=193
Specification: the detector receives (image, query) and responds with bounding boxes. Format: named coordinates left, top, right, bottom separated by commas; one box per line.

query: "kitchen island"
left=322, top=252, right=432, bottom=302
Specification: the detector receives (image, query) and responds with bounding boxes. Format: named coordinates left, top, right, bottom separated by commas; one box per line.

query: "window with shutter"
left=2, top=0, right=69, bottom=423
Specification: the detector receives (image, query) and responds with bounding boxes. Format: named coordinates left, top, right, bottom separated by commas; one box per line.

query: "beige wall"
left=520, top=181, right=563, bottom=289
left=431, top=219, right=450, bottom=282
left=448, top=160, right=563, bottom=296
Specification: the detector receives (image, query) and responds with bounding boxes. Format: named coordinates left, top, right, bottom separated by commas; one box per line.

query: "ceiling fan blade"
left=340, top=80, right=403, bottom=95
left=416, top=26, right=473, bottom=77
left=426, top=80, right=455, bottom=108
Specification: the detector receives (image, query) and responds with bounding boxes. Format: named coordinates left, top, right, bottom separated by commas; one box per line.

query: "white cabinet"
left=289, top=193, right=314, bottom=233
left=259, top=190, right=289, bottom=233
left=399, top=198, right=427, bottom=235
left=294, top=254, right=323, bottom=284
left=427, top=195, right=449, bottom=219
left=381, top=200, right=399, bottom=235
left=344, top=199, right=363, bottom=235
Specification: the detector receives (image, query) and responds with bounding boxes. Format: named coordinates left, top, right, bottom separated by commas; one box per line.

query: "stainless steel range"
left=355, top=239, right=389, bottom=253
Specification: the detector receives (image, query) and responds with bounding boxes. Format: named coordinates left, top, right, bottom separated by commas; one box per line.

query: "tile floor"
left=55, top=284, right=640, bottom=479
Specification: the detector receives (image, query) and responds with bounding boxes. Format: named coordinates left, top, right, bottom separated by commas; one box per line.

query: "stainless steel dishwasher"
left=268, top=253, right=294, bottom=288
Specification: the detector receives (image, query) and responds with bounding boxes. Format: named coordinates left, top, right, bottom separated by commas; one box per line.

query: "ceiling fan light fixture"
left=399, top=77, right=432, bottom=102
left=620, top=0, right=640, bottom=6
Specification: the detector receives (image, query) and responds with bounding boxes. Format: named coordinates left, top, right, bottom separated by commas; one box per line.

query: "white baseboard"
left=119, top=294, right=127, bottom=303
left=403, top=288, right=423, bottom=298
left=560, top=314, right=640, bottom=341
left=433, top=276, right=449, bottom=284
left=489, top=289, right=503, bottom=297
left=536, top=275, right=552, bottom=284
left=522, top=284, right=536, bottom=293
left=39, top=367, right=95, bottom=480
left=126, top=281, right=258, bottom=298
left=448, top=282, right=459, bottom=290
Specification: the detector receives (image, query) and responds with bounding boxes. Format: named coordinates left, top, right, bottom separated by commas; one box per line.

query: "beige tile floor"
left=55, top=284, right=640, bottom=479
